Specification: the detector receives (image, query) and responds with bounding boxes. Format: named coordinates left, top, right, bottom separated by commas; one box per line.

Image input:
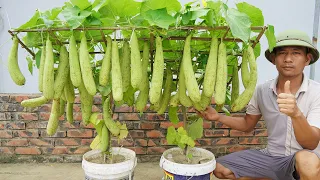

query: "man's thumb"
left=284, top=80, right=291, bottom=94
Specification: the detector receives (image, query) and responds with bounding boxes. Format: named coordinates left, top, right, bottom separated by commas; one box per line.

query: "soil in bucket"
left=165, top=148, right=213, bottom=164
left=85, top=153, right=126, bottom=164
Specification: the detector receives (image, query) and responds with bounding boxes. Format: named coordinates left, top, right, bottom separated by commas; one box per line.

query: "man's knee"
left=295, top=150, right=320, bottom=176
left=213, top=163, right=236, bottom=179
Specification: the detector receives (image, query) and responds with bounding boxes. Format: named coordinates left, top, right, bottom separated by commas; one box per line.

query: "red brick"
left=147, top=147, right=166, bottom=155
left=67, top=129, right=93, bottom=138
left=146, top=130, right=164, bottom=138
left=40, top=130, right=66, bottom=137
left=13, top=130, right=39, bottom=137
left=0, top=130, right=13, bottom=138
left=214, top=122, right=230, bottom=128
left=0, top=147, right=14, bottom=154
left=55, top=138, right=80, bottom=146
left=91, top=105, right=101, bottom=112
left=15, top=147, right=41, bottom=155
left=110, top=138, right=133, bottom=147
left=73, top=113, right=83, bottom=121
left=195, top=139, right=212, bottom=146
left=26, top=121, right=47, bottom=129
left=160, top=138, right=168, bottom=145
left=135, top=139, right=148, bottom=146
left=203, top=122, right=212, bottom=129
left=52, top=147, right=69, bottom=154
left=239, top=137, right=267, bottom=145
left=212, top=138, right=238, bottom=145
left=74, top=95, right=81, bottom=103
left=0, top=121, right=25, bottom=129
left=2, top=139, right=28, bottom=146
left=38, top=104, right=51, bottom=112
left=127, top=147, right=146, bottom=154
left=10, top=95, right=31, bottom=103
left=39, top=112, right=50, bottom=120
left=61, top=122, right=81, bottom=129
left=129, top=130, right=145, bottom=138
left=71, top=146, right=90, bottom=154
left=226, top=145, right=250, bottom=153
left=140, top=122, right=156, bottom=129
left=29, top=139, right=53, bottom=146
left=255, top=121, right=266, bottom=129
left=254, top=129, right=268, bottom=136
left=144, top=113, right=166, bottom=121
left=93, top=95, right=102, bottom=104
left=160, top=122, right=183, bottom=129
left=114, top=105, right=133, bottom=112
left=73, top=104, right=81, bottom=112
left=0, top=112, right=11, bottom=120
left=147, top=139, right=157, bottom=147
left=18, top=113, right=38, bottom=120
left=81, top=139, right=94, bottom=146
left=204, top=129, right=229, bottom=137
left=230, top=130, right=254, bottom=137
left=118, top=113, right=141, bottom=121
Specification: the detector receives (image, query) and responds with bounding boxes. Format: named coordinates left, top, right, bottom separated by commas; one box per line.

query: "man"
left=198, top=30, right=320, bottom=180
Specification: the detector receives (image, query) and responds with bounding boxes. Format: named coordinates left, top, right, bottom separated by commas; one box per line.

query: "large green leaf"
left=61, top=6, right=92, bottom=29
left=206, top=1, right=222, bottom=15
left=226, top=8, right=251, bottom=43
left=17, top=10, right=40, bottom=29
left=187, top=118, right=203, bottom=140
left=166, top=126, right=177, bottom=144
left=143, top=8, right=176, bottom=29
left=265, top=25, right=276, bottom=52
left=108, top=0, right=141, bottom=17
left=39, top=8, right=62, bottom=27
left=254, top=42, right=261, bottom=58
left=70, top=0, right=91, bottom=10
left=141, top=0, right=181, bottom=14
left=236, top=2, right=264, bottom=27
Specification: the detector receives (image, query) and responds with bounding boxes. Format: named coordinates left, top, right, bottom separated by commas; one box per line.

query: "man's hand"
left=196, top=106, right=220, bottom=121
left=277, top=80, right=301, bottom=118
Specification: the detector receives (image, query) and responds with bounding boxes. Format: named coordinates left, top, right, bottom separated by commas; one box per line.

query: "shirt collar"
left=269, top=74, right=308, bottom=96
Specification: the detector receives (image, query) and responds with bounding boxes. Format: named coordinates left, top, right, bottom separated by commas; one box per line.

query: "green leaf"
left=207, top=1, right=222, bottom=15
left=35, top=50, right=42, bottom=69
left=187, top=137, right=195, bottom=147
left=97, top=85, right=112, bottom=96
left=187, top=118, right=203, bottom=140
left=190, top=8, right=210, bottom=20
left=236, top=2, right=264, bottom=27
left=143, top=8, right=176, bottom=29
left=141, top=0, right=181, bottom=14
left=70, top=0, right=91, bottom=10
left=40, top=7, right=62, bottom=27
left=166, top=126, right=177, bottom=144
left=168, top=106, right=179, bottom=124
left=26, top=56, right=33, bottom=75
left=108, top=0, right=141, bottom=17
left=123, top=85, right=136, bottom=106
left=17, top=10, right=40, bottom=29
left=61, top=6, right=92, bottom=29
left=90, top=135, right=102, bottom=149
left=226, top=8, right=251, bottom=43
left=92, top=0, right=109, bottom=11
left=265, top=25, right=276, bottom=52
left=118, top=123, right=128, bottom=140
left=222, top=106, right=231, bottom=116
left=253, top=42, right=261, bottom=58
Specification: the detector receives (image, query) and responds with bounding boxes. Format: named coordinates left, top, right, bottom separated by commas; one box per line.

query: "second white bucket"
left=82, top=147, right=137, bottom=180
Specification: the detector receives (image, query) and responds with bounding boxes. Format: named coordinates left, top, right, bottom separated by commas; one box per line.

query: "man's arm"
left=291, top=113, right=320, bottom=150
left=197, top=106, right=262, bottom=132
left=278, top=80, right=320, bottom=150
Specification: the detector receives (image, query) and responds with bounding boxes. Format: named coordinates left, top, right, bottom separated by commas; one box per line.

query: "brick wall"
left=0, top=94, right=267, bottom=163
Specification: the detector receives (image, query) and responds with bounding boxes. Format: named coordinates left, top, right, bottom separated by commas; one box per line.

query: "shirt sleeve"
left=307, top=96, right=320, bottom=129
left=246, top=86, right=261, bottom=115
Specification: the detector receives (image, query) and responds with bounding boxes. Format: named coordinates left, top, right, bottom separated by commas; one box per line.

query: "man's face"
left=271, top=46, right=312, bottom=78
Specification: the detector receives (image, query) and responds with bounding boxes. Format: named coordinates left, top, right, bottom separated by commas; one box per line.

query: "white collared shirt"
left=247, top=75, right=320, bottom=156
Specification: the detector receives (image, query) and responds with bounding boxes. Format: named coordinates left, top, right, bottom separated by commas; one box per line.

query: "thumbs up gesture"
left=277, top=81, right=300, bottom=117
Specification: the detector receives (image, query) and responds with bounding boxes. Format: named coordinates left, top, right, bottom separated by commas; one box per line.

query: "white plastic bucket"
left=159, top=147, right=216, bottom=179
left=82, top=147, right=137, bottom=180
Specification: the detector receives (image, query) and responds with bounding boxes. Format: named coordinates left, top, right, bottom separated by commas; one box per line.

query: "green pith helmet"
left=265, top=29, right=319, bottom=65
